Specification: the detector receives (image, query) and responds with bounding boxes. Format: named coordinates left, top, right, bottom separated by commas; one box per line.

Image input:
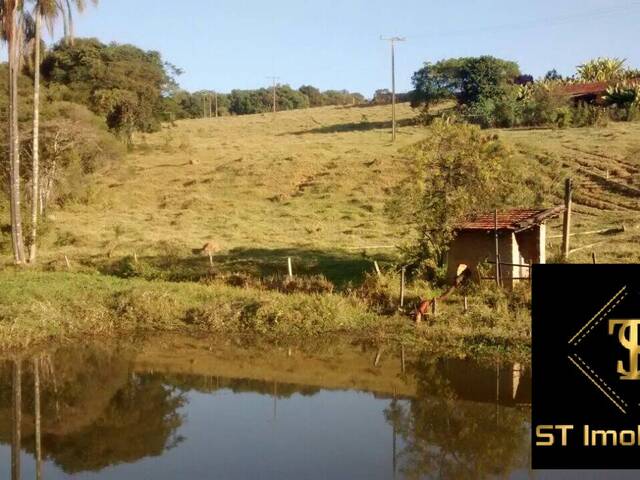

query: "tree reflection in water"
left=1, top=344, right=530, bottom=479
left=0, top=349, right=186, bottom=477
left=385, top=354, right=530, bottom=479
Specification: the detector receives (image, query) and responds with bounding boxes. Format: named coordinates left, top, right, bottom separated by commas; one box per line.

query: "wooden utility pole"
left=267, top=76, right=279, bottom=113
left=562, top=178, right=573, bottom=260
left=381, top=36, right=405, bottom=142
left=214, top=91, right=219, bottom=118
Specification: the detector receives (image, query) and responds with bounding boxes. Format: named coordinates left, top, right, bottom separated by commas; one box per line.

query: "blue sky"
left=65, top=0, right=640, bottom=97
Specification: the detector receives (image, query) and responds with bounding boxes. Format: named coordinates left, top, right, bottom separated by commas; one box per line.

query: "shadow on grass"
left=286, top=117, right=417, bottom=136
left=99, top=247, right=397, bottom=290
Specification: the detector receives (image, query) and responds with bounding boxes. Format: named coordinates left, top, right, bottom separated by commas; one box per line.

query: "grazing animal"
left=193, top=241, right=222, bottom=265
left=414, top=267, right=472, bottom=323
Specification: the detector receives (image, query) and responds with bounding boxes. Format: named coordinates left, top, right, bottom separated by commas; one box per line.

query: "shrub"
left=348, top=272, right=396, bottom=314
left=571, top=102, right=608, bottom=127
left=262, top=275, right=335, bottom=295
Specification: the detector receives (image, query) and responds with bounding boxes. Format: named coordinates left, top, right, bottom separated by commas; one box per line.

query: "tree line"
left=164, top=85, right=366, bottom=120
left=409, top=55, right=640, bottom=128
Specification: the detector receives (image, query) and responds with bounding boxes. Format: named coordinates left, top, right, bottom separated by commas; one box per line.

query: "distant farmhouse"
left=447, top=207, right=564, bottom=288
left=559, top=78, right=640, bottom=104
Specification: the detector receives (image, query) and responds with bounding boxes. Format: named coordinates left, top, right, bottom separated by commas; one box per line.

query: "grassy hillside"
left=32, top=102, right=640, bottom=279
left=2, top=103, right=638, bottom=353
left=504, top=125, right=640, bottom=262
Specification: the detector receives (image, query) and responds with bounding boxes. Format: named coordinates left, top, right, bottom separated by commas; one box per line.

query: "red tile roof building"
left=449, top=207, right=564, bottom=287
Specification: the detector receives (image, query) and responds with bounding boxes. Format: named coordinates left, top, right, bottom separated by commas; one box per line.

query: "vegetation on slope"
left=0, top=101, right=637, bottom=354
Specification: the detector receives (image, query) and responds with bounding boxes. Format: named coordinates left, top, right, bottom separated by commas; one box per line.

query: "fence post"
left=463, top=296, right=468, bottom=313
left=374, top=261, right=382, bottom=277
left=592, top=252, right=597, bottom=264
left=374, top=348, right=383, bottom=367
left=562, top=178, right=573, bottom=260
left=64, top=255, right=71, bottom=271
left=287, top=257, right=293, bottom=278
left=431, top=298, right=438, bottom=316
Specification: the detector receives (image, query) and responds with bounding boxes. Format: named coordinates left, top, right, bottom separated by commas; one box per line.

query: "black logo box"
left=533, top=264, right=640, bottom=469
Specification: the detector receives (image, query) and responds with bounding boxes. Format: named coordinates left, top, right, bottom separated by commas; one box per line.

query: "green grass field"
left=34, top=102, right=640, bottom=278
left=1, top=102, right=638, bottom=354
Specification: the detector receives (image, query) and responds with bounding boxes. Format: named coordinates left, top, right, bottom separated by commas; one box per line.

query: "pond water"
left=0, top=335, right=536, bottom=479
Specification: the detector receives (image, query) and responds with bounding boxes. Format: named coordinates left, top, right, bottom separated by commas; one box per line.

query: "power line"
left=381, top=36, right=405, bottom=142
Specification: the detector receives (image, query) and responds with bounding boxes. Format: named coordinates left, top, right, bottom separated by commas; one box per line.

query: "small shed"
left=447, top=207, right=564, bottom=288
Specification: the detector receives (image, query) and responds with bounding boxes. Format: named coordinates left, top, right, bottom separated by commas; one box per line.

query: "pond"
left=0, top=335, right=534, bottom=479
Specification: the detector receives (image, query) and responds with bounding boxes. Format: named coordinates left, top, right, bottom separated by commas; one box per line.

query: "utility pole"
left=380, top=36, right=405, bottom=142
left=214, top=91, right=219, bottom=117
left=267, top=76, right=279, bottom=113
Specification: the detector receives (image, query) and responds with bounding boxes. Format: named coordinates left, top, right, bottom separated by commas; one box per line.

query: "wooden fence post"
left=562, top=178, right=573, bottom=260
left=287, top=257, right=293, bottom=278
left=374, top=261, right=382, bottom=277
left=431, top=298, right=438, bottom=316
left=463, top=296, right=468, bottom=313
left=374, top=347, right=383, bottom=367
left=592, top=252, right=597, bottom=264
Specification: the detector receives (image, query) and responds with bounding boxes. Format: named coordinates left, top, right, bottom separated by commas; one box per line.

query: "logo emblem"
left=532, top=265, right=640, bottom=469
left=609, top=319, right=640, bottom=380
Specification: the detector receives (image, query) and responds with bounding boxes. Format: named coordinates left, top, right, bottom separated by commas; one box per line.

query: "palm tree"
left=2, top=0, right=27, bottom=264
left=28, top=0, right=95, bottom=262
left=57, top=0, right=96, bottom=45
left=28, top=0, right=56, bottom=262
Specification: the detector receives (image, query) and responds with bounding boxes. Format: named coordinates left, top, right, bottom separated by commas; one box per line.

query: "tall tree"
left=28, top=1, right=53, bottom=262
left=29, top=0, right=95, bottom=262
left=2, top=0, right=27, bottom=263
left=57, top=0, right=95, bottom=45
left=385, top=120, right=537, bottom=276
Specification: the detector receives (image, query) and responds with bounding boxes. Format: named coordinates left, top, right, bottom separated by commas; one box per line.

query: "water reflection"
left=385, top=355, right=529, bottom=479
left=1, top=338, right=531, bottom=479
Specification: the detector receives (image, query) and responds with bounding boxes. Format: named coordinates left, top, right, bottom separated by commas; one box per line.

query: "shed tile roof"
left=560, top=81, right=609, bottom=98
left=455, top=207, right=564, bottom=232
left=558, top=78, right=640, bottom=98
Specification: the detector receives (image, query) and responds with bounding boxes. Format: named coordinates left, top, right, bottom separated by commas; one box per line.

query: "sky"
left=62, top=0, right=640, bottom=97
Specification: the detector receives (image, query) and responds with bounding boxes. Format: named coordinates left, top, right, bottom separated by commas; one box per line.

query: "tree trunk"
left=8, top=3, right=26, bottom=264
left=34, top=357, right=42, bottom=480
left=29, top=12, right=42, bottom=263
left=11, top=360, right=22, bottom=480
